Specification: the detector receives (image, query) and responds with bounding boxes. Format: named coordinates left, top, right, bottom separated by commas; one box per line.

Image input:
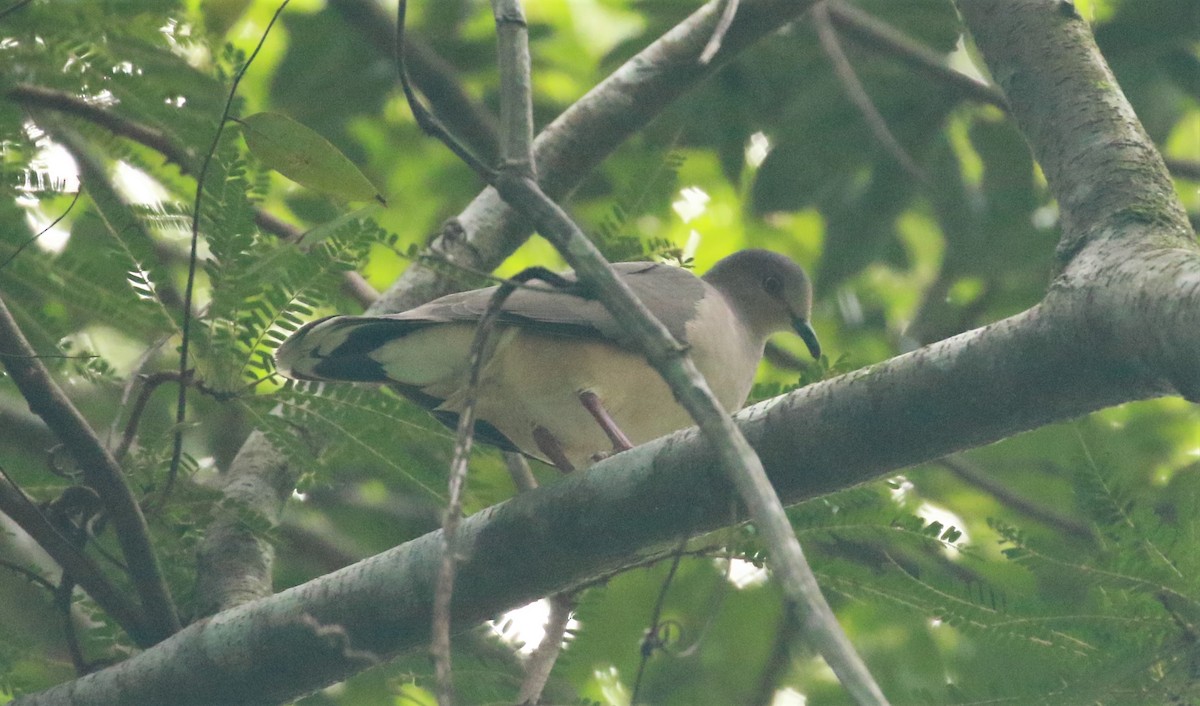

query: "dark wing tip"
left=275, top=316, right=412, bottom=383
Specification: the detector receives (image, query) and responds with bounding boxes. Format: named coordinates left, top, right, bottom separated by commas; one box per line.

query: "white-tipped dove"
left=275, top=249, right=820, bottom=471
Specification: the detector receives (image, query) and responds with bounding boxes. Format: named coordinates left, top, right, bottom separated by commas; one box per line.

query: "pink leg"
left=578, top=390, right=633, bottom=452
left=533, top=426, right=575, bottom=473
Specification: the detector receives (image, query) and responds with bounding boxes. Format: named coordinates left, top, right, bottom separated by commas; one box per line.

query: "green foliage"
left=237, top=112, right=385, bottom=205
left=0, top=0, right=1197, bottom=704
left=242, top=381, right=451, bottom=500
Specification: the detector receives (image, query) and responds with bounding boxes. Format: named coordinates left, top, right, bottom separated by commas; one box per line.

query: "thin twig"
left=394, top=1, right=493, bottom=181
left=0, top=297, right=178, bottom=641
left=699, top=0, right=740, bottom=64
left=674, top=548, right=733, bottom=658
left=502, top=452, right=538, bottom=493
left=114, top=371, right=188, bottom=462
left=171, top=0, right=291, bottom=505
left=939, top=455, right=1096, bottom=543
left=431, top=266, right=571, bottom=706
left=327, top=0, right=501, bottom=163
left=811, top=2, right=927, bottom=184
left=825, top=2, right=1007, bottom=110
left=0, top=556, right=56, bottom=592
left=0, top=190, right=81, bottom=271
left=631, top=541, right=687, bottom=703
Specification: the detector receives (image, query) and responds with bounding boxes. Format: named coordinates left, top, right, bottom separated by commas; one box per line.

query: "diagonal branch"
left=957, top=0, right=1192, bottom=262
left=0, top=470, right=151, bottom=645
left=812, top=2, right=926, bottom=184
left=0, top=296, right=179, bottom=643
left=13, top=291, right=1184, bottom=705
left=328, top=0, right=500, bottom=163
left=827, top=2, right=1007, bottom=110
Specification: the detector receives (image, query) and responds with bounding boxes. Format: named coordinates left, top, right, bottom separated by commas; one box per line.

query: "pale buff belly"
left=416, top=326, right=760, bottom=470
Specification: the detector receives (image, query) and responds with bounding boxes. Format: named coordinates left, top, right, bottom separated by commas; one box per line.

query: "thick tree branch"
left=199, top=0, right=820, bottom=631
left=958, top=0, right=1192, bottom=264
left=0, top=296, right=180, bottom=643
left=193, top=431, right=294, bottom=617
left=12, top=300, right=1176, bottom=705
left=958, top=0, right=1199, bottom=402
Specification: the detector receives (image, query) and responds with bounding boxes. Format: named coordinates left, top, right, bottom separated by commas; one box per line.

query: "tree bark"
left=20, top=1, right=1198, bottom=704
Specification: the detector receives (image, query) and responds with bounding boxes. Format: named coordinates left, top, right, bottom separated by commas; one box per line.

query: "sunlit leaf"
left=237, top=112, right=386, bottom=205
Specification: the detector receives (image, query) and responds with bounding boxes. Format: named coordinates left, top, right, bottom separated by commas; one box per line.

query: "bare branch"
left=0, top=296, right=178, bottom=642
left=699, top=0, right=740, bottom=64
left=826, top=2, right=1007, bottom=110
left=0, top=468, right=151, bottom=645
left=937, top=455, right=1096, bottom=543
left=517, top=593, right=576, bottom=705
left=811, top=2, right=926, bottom=184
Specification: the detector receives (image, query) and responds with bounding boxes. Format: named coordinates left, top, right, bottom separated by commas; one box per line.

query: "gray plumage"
left=275, top=249, right=819, bottom=470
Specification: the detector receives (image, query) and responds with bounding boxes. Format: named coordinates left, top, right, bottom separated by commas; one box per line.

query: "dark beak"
left=793, top=318, right=822, bottom=360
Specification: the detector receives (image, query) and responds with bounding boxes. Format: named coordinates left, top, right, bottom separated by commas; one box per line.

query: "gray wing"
left=275, top=261, right=708, bottom=383
left=386, top=261, right=706, bottom=345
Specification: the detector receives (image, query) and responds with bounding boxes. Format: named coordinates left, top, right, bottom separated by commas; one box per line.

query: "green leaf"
left=295, top=204, right=381, bottom=249
left=237, top=112, right=386, bottom=205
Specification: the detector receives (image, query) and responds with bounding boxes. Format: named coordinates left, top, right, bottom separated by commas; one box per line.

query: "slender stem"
left=517, top=593, right=575, bottom=705
left=172, top=0, right=291, bottom=506
left=631, top=546, right=685, bottom=703
left=699, top=0, right=740, bottom=64
left=327, top=0, right=501, bottom=163
left=938, top=455, right=1096, bottom=543
left=0, top=190, right=81, bottom=271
